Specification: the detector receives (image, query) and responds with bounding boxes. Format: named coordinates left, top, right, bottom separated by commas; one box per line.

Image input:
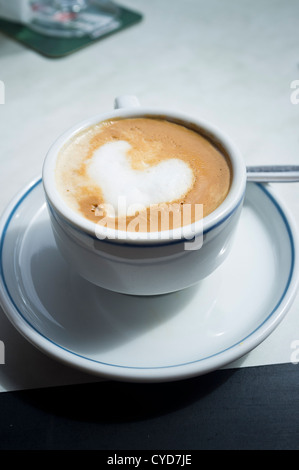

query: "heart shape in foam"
left=87, top=140, right=194, bottom=217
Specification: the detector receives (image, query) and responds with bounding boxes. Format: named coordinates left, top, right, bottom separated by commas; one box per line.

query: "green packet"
left=0, top=5, right=142, bottom=58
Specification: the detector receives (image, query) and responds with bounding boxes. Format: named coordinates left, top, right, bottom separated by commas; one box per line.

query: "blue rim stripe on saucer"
left=0, top=179, right=296, bottom=374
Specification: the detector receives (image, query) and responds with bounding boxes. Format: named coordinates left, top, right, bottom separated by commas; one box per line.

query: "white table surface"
left=0, top=0, right=299, bottom=392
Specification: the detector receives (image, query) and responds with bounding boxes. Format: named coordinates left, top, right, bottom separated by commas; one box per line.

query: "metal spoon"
left=246, top=165, right=299, bottom=182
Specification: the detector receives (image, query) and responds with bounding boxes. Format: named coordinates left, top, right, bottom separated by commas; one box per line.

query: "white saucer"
left=0, top=177, right=298, bottom=383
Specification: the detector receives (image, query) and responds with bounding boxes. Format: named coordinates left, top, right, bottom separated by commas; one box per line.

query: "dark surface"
left=0, top=362, right=299, bottom=450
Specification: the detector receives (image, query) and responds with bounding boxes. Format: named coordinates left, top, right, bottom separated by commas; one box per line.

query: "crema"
left=55, top=117, right=231, bottom=232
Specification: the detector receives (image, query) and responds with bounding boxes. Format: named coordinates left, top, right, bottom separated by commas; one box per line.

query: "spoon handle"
left=246, top=165, right=299, bottom=182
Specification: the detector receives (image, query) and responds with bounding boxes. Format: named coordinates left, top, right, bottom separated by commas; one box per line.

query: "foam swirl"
left=87, top=140, right=194, bottom=217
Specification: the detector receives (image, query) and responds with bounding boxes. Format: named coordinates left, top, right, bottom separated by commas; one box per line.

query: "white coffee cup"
left=42, top=96, right=247, bottom=295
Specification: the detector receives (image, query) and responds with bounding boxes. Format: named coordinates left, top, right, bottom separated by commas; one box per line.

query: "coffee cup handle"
left=114, top=95, right=140, bottom=109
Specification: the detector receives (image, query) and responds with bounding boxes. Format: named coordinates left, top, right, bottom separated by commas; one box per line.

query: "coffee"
left=55, top=117, right=231, bottom=232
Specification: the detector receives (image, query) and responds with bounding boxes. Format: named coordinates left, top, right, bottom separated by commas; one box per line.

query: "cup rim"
left=42, top=107, right=247, bottom=245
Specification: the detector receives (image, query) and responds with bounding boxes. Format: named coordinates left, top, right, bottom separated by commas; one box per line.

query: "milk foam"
left=87, top=140, right=194, bottom=217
